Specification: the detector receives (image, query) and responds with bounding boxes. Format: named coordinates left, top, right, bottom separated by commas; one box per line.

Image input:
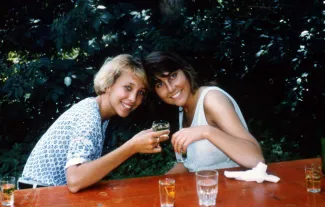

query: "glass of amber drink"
left=305, top=164, right=322, bottom=193
left=1, top=176, right=15, bottom=206
left=159, top=178, right=175, bottom=207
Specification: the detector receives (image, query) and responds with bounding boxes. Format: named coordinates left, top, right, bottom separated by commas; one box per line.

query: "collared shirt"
left=21, top=98, right=109, bottom=186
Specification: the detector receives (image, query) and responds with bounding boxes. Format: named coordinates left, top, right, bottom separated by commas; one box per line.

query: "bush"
left=1, top=0, right=324, bottom=179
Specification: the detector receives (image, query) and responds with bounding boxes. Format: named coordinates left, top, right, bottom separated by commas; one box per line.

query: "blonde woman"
left=19, top=54, right=169, bottom=192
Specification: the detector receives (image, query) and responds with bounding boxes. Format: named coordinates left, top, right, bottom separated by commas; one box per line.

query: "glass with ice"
left=196, top=170, right=218, bottom=206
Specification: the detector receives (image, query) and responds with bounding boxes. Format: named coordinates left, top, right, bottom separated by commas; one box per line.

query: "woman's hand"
left=66, top=129, right=169, bottom=193
left=128, top=129, right=170, bottom=154
left=171, top=125, right=209, bottom=153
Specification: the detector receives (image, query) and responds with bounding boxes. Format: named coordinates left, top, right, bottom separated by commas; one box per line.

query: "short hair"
left=94, top=54, right=148, bottom=95
left=143, top=51, right=198, bottom=93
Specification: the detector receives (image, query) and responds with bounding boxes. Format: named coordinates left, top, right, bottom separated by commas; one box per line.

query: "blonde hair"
left=94, top=54, right=148, bottom=95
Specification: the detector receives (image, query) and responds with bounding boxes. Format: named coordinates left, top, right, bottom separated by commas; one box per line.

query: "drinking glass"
left=305, top=164, right=322, bottom=193
left=152, top=120, right=170, bottom=132
left=152, top=120, right=187, bottom=162
left=196, top=170, right=218, bottom=206
left=1, top=176, right=15, bottom=206
left=175, top=150, right=187, bottom=163
left=159, top=178, right=175, bottom=207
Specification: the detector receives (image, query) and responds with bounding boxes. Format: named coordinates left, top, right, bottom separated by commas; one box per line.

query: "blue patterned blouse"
left=21, top=98, right=109, bottom=186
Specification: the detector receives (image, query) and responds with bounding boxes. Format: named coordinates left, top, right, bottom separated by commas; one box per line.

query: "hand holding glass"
left=152, top=120, right=187, bottom=162
left=175, top=149, right=187, bottom=163
left=152, top=120, right=170, bottom=148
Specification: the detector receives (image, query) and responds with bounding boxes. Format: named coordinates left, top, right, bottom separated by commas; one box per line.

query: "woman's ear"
left=105, top=87, right=110, bottom=95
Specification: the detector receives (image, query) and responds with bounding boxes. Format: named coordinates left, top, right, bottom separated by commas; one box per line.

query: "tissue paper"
left=224, top=162, right=280, bottom=183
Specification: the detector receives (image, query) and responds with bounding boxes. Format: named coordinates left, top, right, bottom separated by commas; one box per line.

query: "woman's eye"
left=170, top=72, right=177, bottom=79
left=155, top=82, right=163, bottom=88
left=138, top=90, right=146, bottom=96
left=125, top=86, right=132, bottom=91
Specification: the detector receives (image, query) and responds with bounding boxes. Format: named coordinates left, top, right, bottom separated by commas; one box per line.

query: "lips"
left=170, top=91, right=181, bottom=99
left=121, top=102, right=133, bottom=110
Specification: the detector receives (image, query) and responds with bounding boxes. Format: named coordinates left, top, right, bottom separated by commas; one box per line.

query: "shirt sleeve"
left=65, top=137, right=95, bottom=169
left=64, top=100, right=102, bottom=169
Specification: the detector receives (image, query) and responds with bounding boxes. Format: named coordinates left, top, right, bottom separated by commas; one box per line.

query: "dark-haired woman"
left=144, top=51, right=264, bottom=174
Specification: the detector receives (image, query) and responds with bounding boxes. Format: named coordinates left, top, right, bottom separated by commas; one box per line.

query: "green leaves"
left=100, top=12, right=113, bottom=24
left=1, top=0, right=324, bottom=179
left=0, top=143, right=28, bottom=178
left=92, top=18, right=101, bottom=31
left=14, top=86, right=23, bottom=98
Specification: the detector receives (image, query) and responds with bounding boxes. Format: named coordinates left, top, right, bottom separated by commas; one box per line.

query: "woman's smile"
left=154, top=70, right=191, bottom=107
left=170, top=90, right=182, bottom=99
left=121, top=102, right=133, bottom=110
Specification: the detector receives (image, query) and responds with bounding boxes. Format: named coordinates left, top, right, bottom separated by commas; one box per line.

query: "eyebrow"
left=154, top=72, right=171, bottom=82
left=127, top=82, right=146, bottom=90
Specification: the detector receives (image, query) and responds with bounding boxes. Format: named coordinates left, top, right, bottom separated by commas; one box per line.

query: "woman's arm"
left=66, top=129, right=169, bottom=193
left=203, top=90, right=264, bottom=168
left=172, top=90, right=264, bottom=168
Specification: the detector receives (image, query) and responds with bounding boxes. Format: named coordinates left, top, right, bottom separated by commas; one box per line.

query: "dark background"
left=0, top=0, right=324, bottom=179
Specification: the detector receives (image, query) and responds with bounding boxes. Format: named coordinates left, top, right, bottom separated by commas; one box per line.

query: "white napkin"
left=224, top=162, right=280, bottom=183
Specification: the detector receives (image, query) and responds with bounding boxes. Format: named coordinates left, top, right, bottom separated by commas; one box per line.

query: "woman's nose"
left=166, top=82, right=174, bottom=93
left=128, top=92, right=137, bottom=102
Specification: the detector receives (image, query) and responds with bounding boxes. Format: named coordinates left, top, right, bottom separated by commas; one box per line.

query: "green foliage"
left=107, top=147, right=175, bottom=180
left=0, top=143, right=30, bottom=178
left=1, top=0, right=324, bottom=179
left=260, top=137, right=301, bottom=163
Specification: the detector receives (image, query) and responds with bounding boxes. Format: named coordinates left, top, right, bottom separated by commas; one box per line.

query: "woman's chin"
left=169, top=100, right=185, bottom=107
left=117, top=110, right=131, bottom=118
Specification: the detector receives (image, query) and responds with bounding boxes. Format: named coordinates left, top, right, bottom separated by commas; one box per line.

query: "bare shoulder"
left=203, top=89, right=233, bottom=111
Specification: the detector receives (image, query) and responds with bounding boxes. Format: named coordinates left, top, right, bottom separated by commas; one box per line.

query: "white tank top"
left=179, top=86, right=248, bottom=172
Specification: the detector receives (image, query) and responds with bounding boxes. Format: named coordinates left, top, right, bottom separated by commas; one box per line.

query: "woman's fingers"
left=171, top=130, right=180, bottom=146
left=152, top=129, right=170, bottom=144
left=147, top=129, right=170, bottom=150
left=158, top=134, right=169, bottom=142
left=144, top=145, right=162, bottom=154
left=172, top=130, right=188, bottom=153
left=177, top=136, right=186, bottom=153
left=134, top=129, right=170, bottom=154
left=153, top=129, right=170, bottom=137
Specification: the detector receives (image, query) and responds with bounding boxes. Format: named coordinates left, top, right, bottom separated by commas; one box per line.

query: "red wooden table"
left=14, top=158, right=325, bottom=207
